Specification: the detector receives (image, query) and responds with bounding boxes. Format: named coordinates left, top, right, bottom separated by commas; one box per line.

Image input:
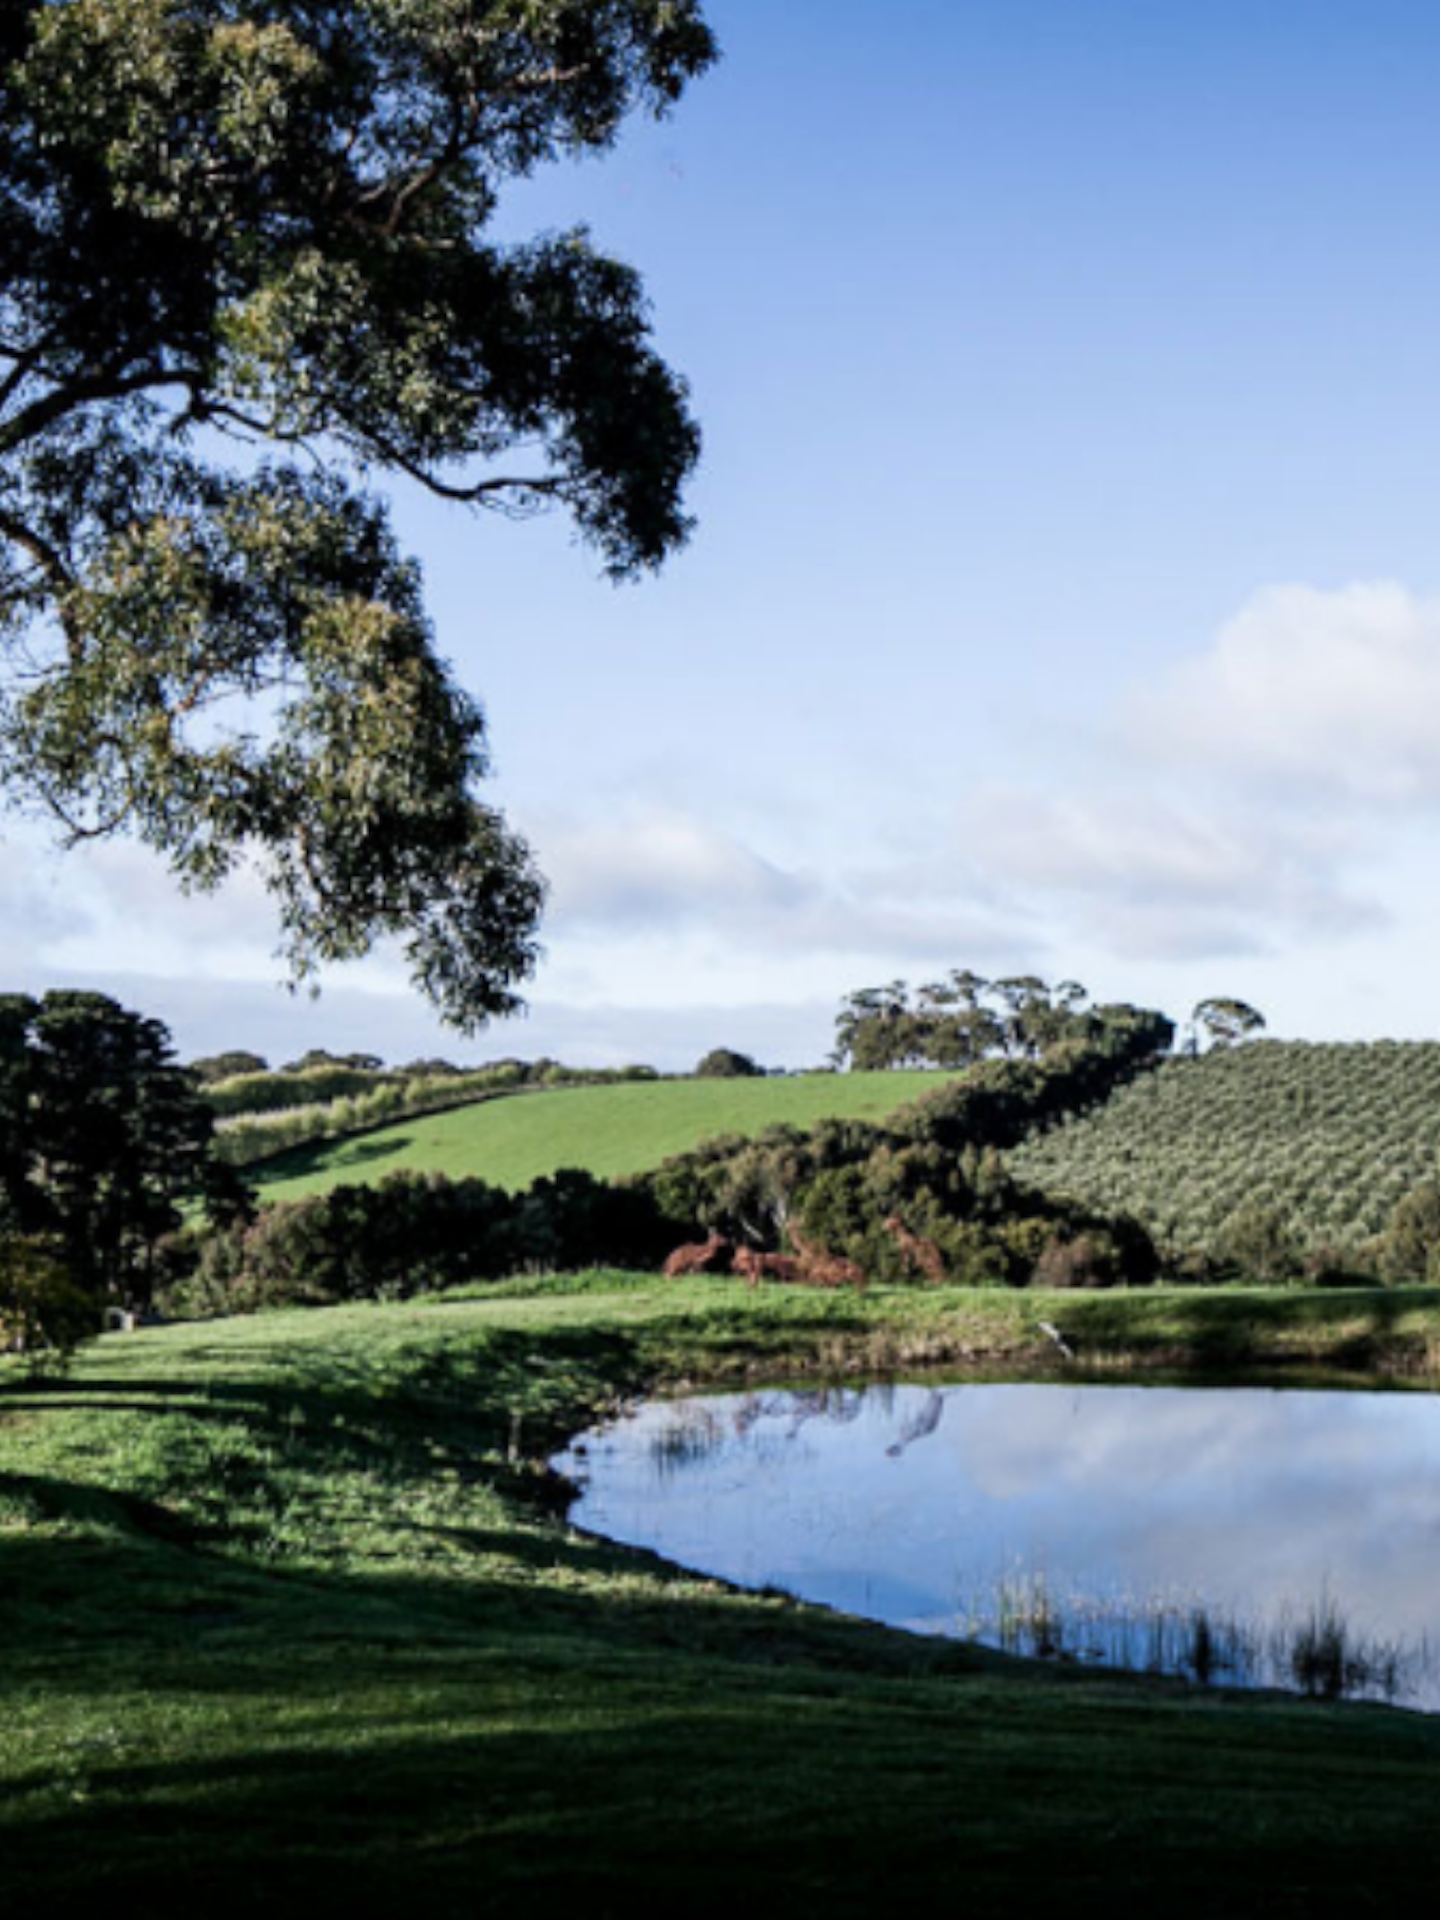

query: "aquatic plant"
left=966, top=1573, right=1427, bottom=1708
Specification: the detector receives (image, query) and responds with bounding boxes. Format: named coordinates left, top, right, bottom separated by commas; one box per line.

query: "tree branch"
left=337, top=415, right=572, bottom=505
left=0, top=507, right=74, bottom=597
left=0, top=362, right=209, bottom=457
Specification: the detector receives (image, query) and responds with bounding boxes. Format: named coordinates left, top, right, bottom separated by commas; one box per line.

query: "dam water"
left=553, top=1378, right=1440, bottom=1708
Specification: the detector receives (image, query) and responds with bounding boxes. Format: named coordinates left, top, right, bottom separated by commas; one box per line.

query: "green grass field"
left=7, top=1279, right=1440, bottom=1914
left=247, top=1068, right=961, bottom=1202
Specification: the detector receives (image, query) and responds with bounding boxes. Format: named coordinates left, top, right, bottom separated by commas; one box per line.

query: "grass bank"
left=245, top=1068, right=961, bottom=1202
left=6, top=1279, right=1440, bottom=1916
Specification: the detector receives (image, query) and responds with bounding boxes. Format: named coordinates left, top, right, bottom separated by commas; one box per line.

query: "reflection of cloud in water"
left=941, top=1385, right=1440, bottom=1632
left=559, top=1381, right=1440, bottom=1677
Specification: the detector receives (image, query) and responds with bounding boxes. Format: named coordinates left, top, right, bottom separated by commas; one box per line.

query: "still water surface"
left=554, top=1379, right=1440, bottom=1708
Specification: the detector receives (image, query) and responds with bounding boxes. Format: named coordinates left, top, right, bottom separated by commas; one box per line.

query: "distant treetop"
left=831, top=972, right=1175, bottom=1071
left=187, top=1050, right=270, bottom=1085
left=1190, top=998, right=1267, bottom=1050
left=695, top=1047, right=764, bottom=1079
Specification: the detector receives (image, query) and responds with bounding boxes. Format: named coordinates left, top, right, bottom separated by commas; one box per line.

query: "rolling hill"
left=247, top=1068, right=963, bottom=1203
left=1009, top=1039, right=1440, bottom=1256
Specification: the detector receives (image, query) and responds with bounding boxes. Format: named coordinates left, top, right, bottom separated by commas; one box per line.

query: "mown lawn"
left=6, top=1279, right=1440, bottom=1916
left=245, top=1069, right=962, bottom=1203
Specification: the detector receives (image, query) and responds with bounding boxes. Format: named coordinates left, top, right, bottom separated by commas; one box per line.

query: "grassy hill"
left=8, top=1283, right=1440, bottom=1913
left=248, top=1068, right=961, bottom=1203
left=1010, top=1039, right=1440, bottom=1256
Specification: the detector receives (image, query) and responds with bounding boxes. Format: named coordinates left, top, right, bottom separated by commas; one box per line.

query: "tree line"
left=830, top=973, right=1180, bottom=1071
left=0, top=976, right=1301, bottom=1362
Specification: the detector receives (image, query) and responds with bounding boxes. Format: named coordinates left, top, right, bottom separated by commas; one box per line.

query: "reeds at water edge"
left=963, top=1571, right=1430, bottom=1709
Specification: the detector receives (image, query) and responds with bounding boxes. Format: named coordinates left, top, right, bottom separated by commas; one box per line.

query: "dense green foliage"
left=642, top=1028, right=1170, bottom=1287
left=207, top=1063, right=412, bottom=1119
left=0, top=991, right=244, bottom=1310
left=695, top=1046, right=764, bottom=1078
left=1190, top=996, right=1267, bottom=1049
left=7, top=1286, right=1440, bottom=1915
left=0, top=1231, right=96, bottom=1366
left=185, top=1048, right=270, bottom=1084
left=1010, top=1039, right=1440, bottom=1265
left=167, top=1167, right=664, bottom=1315
left=212, top=1074, right=511, bottom=1167
left=1381, top=1182, right=1440, bottom=1284
left=832, top=971, right=1174, bottom=1070
left=204, top=1055, right=655, bottom=1120
left=0, top=0, right=714, bottom=1026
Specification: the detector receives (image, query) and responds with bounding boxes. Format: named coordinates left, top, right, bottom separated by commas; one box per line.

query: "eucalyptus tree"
left=1191, top=998, right=1267, bottom=1050
left=0, top=0, right=715, bottom=1029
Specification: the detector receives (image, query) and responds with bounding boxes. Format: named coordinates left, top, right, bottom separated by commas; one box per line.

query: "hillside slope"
left=249, top=1068, right=962, bottom=1203
left=1009, top=1039, right=1440, bottom=1256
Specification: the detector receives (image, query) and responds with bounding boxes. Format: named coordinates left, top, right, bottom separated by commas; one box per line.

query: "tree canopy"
left=695, top=1046, right=763, bottom=1079
left=831, top=971, right=1175, bottom=1072
left=0, top=989, right=248, bottom=1305
left=1191, top=998, right=1267, bottom=1050
left=0, top=1, right=716, bottom=1028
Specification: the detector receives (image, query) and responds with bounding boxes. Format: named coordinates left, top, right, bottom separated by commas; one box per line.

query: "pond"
left=552, top=1378, right=1440, bottom=1709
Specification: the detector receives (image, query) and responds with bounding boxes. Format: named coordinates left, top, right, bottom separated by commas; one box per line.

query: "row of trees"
left=1012, top=1037, right=1440, bottom=1261
left=831, top=974, right=1179, bottom=1072
left=172, top=1168, right=662, bottom=1317
left=832, top=974, right=1259, bottom=1072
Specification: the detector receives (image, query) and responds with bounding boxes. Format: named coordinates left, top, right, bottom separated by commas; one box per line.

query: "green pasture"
left=246, top=1067, right=961, bottom=1202
left=7, top=1280, right=1440, bottom=1914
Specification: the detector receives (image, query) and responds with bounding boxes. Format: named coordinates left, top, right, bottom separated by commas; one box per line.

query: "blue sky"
left=12, top=0, right=1440, bottom=1066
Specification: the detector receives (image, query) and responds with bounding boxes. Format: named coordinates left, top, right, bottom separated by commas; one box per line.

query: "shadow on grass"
left=249, top=1131, right=415, bottom=1191
left=10, top=1292, right=1440, bottom=1913
left=7, top=1530, right=1440, bottom=1918
left=1057, top=1286, right=1440, bottom=1373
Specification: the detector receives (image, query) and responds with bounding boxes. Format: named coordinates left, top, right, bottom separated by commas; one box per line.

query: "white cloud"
left=36, top=839, right=287, bottom=980
left=1126, top=580, right=1440, bottom=807
left=540, top=809, right=802, bottom=929
left=12, top=577, right=1440, bottom=1050
left=936, top=580, right=1440, bottom=969
left=960, top=786, right=1384, bottom=959
left=532, top=805, right=1026, bottom=965
left=0, top=838, right=94, bottom=961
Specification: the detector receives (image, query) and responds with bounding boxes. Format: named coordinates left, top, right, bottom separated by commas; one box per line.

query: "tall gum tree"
left=0, top=0, right=716, bottom=1028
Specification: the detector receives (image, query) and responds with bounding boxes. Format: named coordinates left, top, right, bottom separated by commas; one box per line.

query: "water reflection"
left=553, top=1379, right=1440, bottom=1709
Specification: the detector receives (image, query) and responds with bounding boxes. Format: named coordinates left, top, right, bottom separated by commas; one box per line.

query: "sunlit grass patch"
left=246, top=1070, right=962, bottom=1202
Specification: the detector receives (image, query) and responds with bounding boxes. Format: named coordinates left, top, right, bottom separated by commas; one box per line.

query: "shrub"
left=696, top=1047, right=763, bottom=1078
left=0, top=1235, right=96, bottom=1369
left=1216, top=1204, right=1304, bottom=1284
left=175, top=1167, right=673, bottom=1316
left=1380, top=1182, right=1440, bottom=1285
left=1032, top=1228, right=1129, bottom=1289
